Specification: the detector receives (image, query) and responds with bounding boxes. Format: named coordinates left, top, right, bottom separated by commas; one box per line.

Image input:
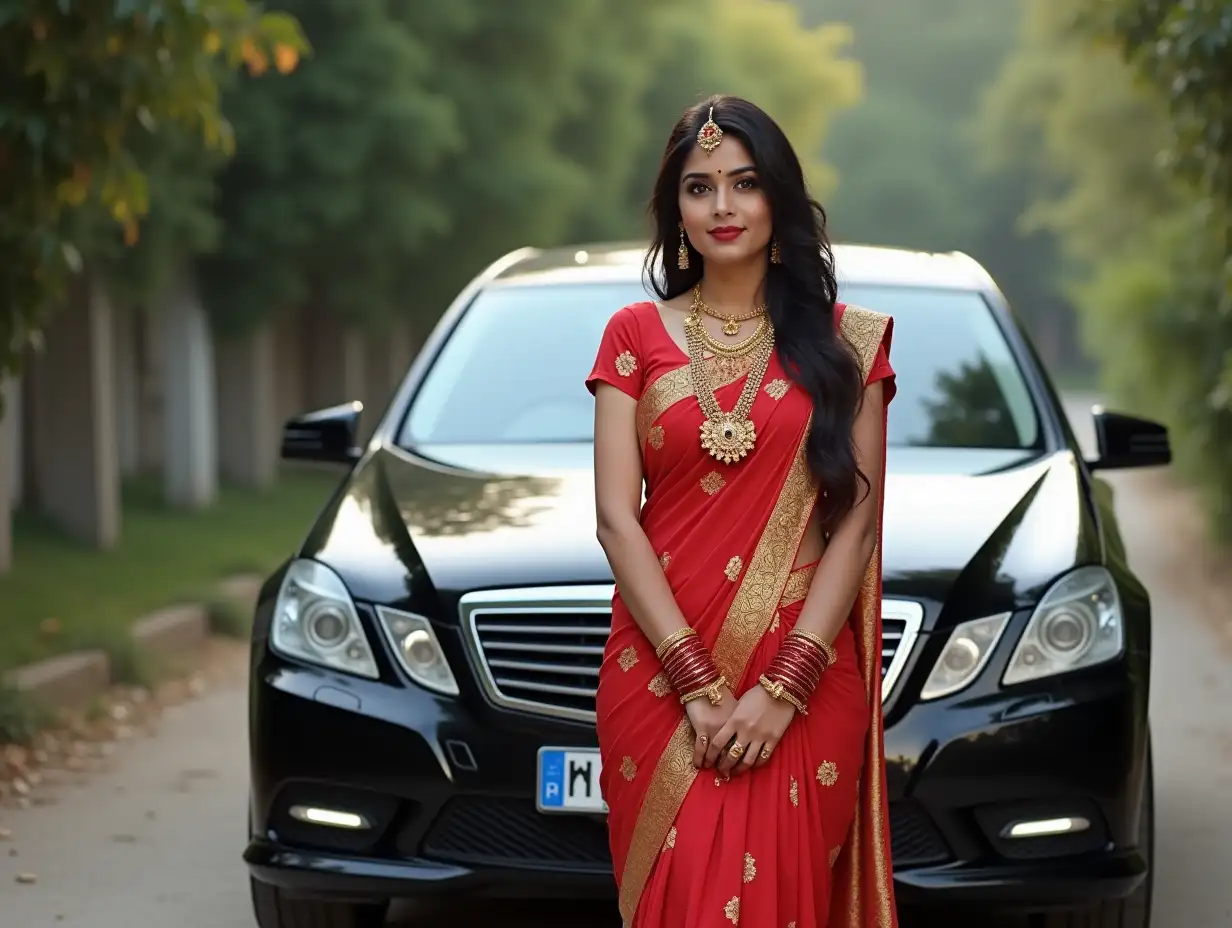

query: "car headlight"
left=271, top=559, right=379, bottom=679
left=1002, top=566, right=1124, bottom=685
left=920, top=612, right=1011, bottom=701
left=374, top=607, right=459, bottom=696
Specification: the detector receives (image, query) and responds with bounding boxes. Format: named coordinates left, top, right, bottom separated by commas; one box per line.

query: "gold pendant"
left=700, top=415, right=757, bottom=464
left=722, top=318, right=740, bottom=336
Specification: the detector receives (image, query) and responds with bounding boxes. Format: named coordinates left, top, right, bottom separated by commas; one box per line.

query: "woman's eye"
left=687, top=183, right=709, bottom=195
left=736, top=177, right=757, bottom=189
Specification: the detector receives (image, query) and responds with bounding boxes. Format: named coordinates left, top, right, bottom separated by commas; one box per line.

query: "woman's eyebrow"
left=682, top=165, right=756, bottom=182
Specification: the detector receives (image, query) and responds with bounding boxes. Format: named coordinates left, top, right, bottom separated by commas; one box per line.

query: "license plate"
left=536, top=747, right=608, bottom=814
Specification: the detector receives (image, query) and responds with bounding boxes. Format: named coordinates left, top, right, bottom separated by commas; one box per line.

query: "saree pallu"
left=588, top=301, right=897, bottom=928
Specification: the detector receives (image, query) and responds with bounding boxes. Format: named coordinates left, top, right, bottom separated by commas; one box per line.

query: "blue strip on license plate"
left=536, top=747, right=608, bottom=814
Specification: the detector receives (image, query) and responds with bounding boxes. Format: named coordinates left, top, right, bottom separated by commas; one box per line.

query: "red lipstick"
left=708, top=226, right=745, bottom=242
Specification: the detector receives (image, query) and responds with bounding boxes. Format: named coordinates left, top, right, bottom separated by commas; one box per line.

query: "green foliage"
left=0, top=0, right=308, bottom=383
left=790, top=0, right=1085, bottom=375
left=984, top=0, right=1232, bottom=540
left=201, top=0, right=862, bottom=333
left=0, top=684, right=49, bottom=745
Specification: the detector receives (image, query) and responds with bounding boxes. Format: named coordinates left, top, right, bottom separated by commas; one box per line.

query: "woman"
left=586, top=95, right=898, bottom=928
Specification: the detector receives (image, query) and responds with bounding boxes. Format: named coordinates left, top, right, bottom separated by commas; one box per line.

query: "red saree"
left=586, top=300, right=898, bottom=928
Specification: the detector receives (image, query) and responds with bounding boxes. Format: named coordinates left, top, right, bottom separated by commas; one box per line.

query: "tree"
left=0, top=0, right=307, bottom=384
left=983, top=0, right=1232, bottom=537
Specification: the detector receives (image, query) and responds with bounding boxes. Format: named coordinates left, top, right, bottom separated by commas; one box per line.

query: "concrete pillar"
left=0, top=378, right=18, bottom=573
left=27, top=273, right=121, bottom=548
left=138, top=307, right=166, bottom=474
left=113, top=305, right=141, bottom=477
left=162, top=268, right=218, bottom=509
left=305, top=308, right=365, bottom=411
left=216, top=323, right=278, bottom=490
left=3, top=377, right=22, bottom=508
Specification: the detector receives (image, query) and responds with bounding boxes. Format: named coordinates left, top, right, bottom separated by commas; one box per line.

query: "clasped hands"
left=684, top=682, right=797, bottom=778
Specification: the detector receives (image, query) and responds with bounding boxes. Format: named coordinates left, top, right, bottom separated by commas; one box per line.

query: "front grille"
left=461, top=586, right=924, bottom=723
left=418, top=796, right=950, bottom=871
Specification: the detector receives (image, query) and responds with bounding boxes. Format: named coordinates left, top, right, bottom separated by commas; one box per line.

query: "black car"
left=244, top=242, right=1168, bottom=928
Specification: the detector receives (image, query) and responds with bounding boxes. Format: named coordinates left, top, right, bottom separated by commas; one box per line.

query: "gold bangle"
left=787, top=628, right=837, bottom=667
left=680, top=675, right=727, bottom=706
left=759, top=674, right=808, bottom=715
left=656, top=627, right=698, bottom=659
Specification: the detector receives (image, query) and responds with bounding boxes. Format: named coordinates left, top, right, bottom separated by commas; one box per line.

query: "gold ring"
left=728, top=742, right=745, bottom=759
left=699, top=735, right=709, bottom=747
left=760, top=747, right=772, bottom=761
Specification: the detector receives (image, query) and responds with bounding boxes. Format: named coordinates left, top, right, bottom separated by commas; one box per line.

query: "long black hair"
left=644, top=94, right=867, bottom=531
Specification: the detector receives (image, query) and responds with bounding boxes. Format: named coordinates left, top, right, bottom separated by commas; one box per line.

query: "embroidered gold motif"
left=770, top=611, right=780, bottom=632
left=648, top=673, right=671, bottom=697
left=700, top=471, right=726, bottom=495
left=790, top=776, right=799, bottom=807
left=780, top=564, right=815, bottom=607
left=648, top=425, right=665, bottom=450
left=816, top=760, right=838, bottom=787
left=724, top=556, right=743, bottom=582
left=830, top=845, right=842, bottom=867
left=765, top=378, right=790, bottom=400
left=837, top=305, right=890, bottom=383
left=788, top=923, right=797, bottom=928
left=659, top=551, right=672, bottom=570
left=635, top=356, right=754, bottom=445
left=664, top=826, right=677, bottom=850
left=743, top=852, right=757, bottom=883
left=618, top=646, right=639, bottom=672
left=616, top=719, right=697, bottom=921
left=615, top=350, right=638, bottom=377
left=622, top=757, right=638, bottom=780
left=724, top=897, right=740, bottom=924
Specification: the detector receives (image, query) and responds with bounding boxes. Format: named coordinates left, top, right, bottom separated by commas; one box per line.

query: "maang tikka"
left=697, top=106, right=723, bottom=153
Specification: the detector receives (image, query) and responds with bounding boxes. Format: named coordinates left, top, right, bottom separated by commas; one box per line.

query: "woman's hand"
left=706, top=685, right=796, bottom=777
left=683, top=685, right=737, bottom=768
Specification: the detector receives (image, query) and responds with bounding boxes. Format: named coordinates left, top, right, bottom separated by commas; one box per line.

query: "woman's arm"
left=792, top=378, right=886, bottom=644
left=592, top=382, right=690, bottom=647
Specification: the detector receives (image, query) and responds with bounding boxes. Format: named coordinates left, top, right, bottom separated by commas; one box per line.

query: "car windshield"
left=400, top=279, right=1042, bottom=450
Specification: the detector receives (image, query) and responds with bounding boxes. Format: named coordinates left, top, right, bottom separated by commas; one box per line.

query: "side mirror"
left=280, top=402, right=364, bottom=465
left=1087, top=407, right=1171, bottom=471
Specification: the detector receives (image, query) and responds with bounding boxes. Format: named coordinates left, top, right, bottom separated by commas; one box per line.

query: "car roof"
left=488, top=241, right=998, bottom=292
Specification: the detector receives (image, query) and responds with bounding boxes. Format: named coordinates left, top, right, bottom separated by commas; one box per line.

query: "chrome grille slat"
left=488, top=658, right=600, bottom=677
left=494, top=678, right=599, bottom=698
left=460, top=585, right=925, bottom=723
left=475, top=623, right=611, bottom=636
left=482, top=641, right=606, bottom=656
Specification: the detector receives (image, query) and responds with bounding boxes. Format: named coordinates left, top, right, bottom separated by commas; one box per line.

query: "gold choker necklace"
left=691, top=285, right=766, bottom=336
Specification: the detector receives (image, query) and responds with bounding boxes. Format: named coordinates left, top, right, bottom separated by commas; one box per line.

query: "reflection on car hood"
left=305, top=442, right=1096, bottom=629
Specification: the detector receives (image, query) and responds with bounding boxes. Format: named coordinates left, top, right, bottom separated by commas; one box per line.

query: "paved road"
left=1, top=397, right=1230, bottom=927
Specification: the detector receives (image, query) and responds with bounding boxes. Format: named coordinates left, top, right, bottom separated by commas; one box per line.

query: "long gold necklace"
left=692, top=285, right=766, bottom=336
left=684, top=307, right=775, bottom=465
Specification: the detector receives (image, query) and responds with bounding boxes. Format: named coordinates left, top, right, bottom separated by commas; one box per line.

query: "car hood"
left=302, top=442, right=1099, bottom=630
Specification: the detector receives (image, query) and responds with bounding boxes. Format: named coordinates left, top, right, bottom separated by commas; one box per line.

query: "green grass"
left=0, top=468, right=340, bottom=675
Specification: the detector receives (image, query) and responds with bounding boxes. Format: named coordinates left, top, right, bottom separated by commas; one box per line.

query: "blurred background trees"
left=3, top=0, right=1230, bottom=541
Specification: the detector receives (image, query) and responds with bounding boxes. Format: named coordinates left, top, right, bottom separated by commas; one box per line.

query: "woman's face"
left=677, top=134, right=773, bottom=269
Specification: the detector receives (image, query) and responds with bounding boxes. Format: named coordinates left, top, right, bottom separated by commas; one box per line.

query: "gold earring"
left=770, top=239, right=782, bottom=265
left=678, top=229, right=690, bottom=270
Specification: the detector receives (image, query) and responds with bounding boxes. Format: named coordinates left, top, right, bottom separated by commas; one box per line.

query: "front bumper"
left=246, top=634, right=1148, bottom=910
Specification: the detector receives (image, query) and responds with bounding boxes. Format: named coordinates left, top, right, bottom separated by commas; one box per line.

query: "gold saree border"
left=838, top=304, right=888, bottom=382
left=616, top=422, right=817, bottom=923
left=636, top=354, right=757, bottom=445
